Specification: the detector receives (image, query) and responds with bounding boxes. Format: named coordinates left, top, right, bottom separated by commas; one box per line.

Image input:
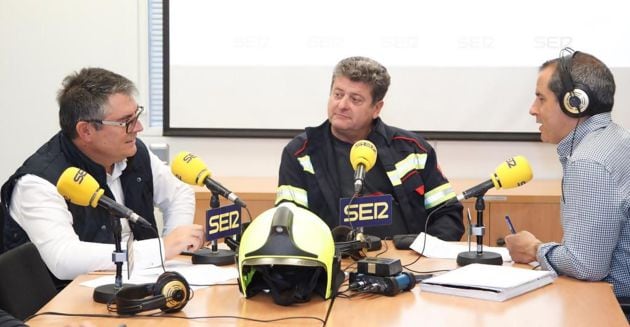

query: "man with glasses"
left=86, top=105, right=144, bottom=133
left=1, top=68, right=203, bottom=289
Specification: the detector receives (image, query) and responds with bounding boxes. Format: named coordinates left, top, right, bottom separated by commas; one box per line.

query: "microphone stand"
left=192, top=191, right=235, bottom=265
left=353, top=188, right=382, bottom=252
left=456, top=194, right=503, bottom=266
left=93, top=216, right=131, bottom=303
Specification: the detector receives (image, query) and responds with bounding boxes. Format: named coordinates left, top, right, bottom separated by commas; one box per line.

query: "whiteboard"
left=164, top=0, right=630, bottom=140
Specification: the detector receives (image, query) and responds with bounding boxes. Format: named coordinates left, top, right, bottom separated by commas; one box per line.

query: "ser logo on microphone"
left=339, top=194, right=393, bottom=228
left=504, top=157, right=529, bottom=187
left=173, top=153, right=197, bottom=181
left=73, top=169, right=88, bottom=183
left=182, top=153, right=196, bottom=163
left=353, top=140, right=376, bottom=151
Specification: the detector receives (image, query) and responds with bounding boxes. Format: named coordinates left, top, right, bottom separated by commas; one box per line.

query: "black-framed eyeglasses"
left=85, top=106, right=144, bottom=133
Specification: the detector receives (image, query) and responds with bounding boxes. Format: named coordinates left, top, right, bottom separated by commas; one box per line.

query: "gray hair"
left=331, top=56, right=391, bottom=104
left=57, top=67, right=137, bottom=138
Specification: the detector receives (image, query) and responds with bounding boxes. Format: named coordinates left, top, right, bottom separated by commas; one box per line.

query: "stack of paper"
left=420, top=263, right=556, bottom=301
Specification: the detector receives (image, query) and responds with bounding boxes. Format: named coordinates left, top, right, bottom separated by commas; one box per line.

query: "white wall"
left=0, top=0, right=562, bottom=189
left=0, top=0, right=140, bottom=182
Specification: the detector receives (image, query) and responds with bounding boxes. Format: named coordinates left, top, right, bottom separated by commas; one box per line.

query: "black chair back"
left=0, top=242, right=57, bottom=320
left=0, top=201, right=4, bottom=253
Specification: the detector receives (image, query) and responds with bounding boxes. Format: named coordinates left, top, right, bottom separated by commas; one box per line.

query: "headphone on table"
left=332, top=225, right=368, bottom=260
left=557, top=47, right=591, bottom=118
left=113, top=271, right=191, bottom=315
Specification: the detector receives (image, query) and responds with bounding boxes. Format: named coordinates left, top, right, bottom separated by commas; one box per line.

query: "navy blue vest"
left=1, top=132, right=157, bottom=253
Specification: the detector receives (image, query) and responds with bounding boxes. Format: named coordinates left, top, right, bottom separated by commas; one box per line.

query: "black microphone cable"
left=26, top=311, right=327, bottom=326
left=118, top=218, right=197, bottom=307
left=400, top=200, right=455, bottom=276
left=122, top=216, right=167, bottom=274
left=562, top=118, right=581, bottom=205
left=144, top=221, right=167, bottom=274
left=401, top=200, right=446, bottom=267
left=335, top=193, right=370, bottom=261
left=222, top=205, right=253, bottom=252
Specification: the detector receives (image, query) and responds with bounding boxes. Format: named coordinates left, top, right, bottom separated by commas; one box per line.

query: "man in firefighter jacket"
left=276, top=56, right=464, bottom=240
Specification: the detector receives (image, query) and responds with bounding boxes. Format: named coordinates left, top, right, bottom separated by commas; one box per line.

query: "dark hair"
left=331, top=56, right=391, bottom=104
left=57, top=67, right=137, bottom=139
left=541, top=51, right=615, bottom=114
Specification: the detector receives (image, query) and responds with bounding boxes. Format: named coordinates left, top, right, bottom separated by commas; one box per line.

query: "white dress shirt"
left=9, top=150, right=195, bottom=280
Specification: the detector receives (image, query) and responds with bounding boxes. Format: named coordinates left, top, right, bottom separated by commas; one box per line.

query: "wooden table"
left=27, top=241, right=627, bottom=326
left=330, top=253, right=626, bottom=326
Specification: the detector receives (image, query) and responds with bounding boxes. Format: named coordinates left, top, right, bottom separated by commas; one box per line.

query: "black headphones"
left=332, top=225, right=368, bottom=260
left=557, top=47, right=591, bottom=118
left=114, top=271, right=191, bottom=315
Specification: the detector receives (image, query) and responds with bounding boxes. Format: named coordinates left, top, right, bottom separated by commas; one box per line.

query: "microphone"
left=349, top=272, right=416, bottom=296
left=171, top=151, right=247, bottom=208
left=56, top=167, right=152, bottom=227
left=349, top=140, right=378, bottom=194
left=457, top=155, right=533, bottom=201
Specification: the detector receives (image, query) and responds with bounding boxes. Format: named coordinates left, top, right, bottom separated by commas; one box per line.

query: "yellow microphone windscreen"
left=171, top=151, right=211, bottom=186
left=350, top=140, right=378, bottom=171
left=491, top=155, right=533, bottom=189
left=56, top=167, right=103, bottom=208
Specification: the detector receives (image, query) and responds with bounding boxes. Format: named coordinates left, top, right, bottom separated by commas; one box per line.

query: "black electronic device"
left=392, top=234, right=418, bottom=250
left=113, top=271, right=191, bottom=315
left=357, top=257, right=402, bottom=277
left=348, top=272, right=416, bottom=296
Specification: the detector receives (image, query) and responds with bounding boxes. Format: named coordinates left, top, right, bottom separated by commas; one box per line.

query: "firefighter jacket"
left=276, top=118, right=464, bottom=241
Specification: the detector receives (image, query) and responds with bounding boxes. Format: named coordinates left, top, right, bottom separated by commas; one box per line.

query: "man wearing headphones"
left=276, top=56, right=464, bottom=240
left=505, top=50, right=630, bottom=301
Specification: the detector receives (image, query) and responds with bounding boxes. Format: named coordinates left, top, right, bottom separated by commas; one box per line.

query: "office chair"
left=0, top=309, right=26, bottom=327
left=0, top=242, right=57, bottom=320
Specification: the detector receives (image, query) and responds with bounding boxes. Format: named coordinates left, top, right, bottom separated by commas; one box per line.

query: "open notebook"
left=420, top=263, right=556, bottom=302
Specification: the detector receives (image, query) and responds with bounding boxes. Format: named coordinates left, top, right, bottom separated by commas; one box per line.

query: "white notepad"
left=420, top=263, right=556, bottom=302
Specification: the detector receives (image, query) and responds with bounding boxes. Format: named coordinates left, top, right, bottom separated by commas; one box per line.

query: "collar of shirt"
left=557, top=112, right=612, bottom=161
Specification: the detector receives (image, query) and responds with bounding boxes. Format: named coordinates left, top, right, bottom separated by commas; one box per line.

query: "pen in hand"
left=505, top=215, right=516, bottom=234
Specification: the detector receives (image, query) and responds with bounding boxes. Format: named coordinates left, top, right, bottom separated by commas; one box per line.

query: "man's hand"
left=504, top=231, right=542, bottom=263
left=163, top=224, right=204, bottom=259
